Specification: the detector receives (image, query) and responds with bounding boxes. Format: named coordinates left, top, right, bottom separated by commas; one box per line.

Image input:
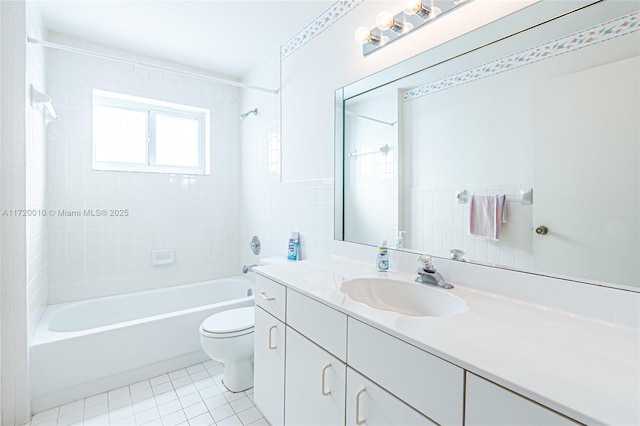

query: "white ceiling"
left=35, top=1, right=335, bottom=79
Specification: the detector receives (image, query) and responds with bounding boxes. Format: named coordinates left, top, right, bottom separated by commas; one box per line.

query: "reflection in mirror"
left=339, top=4, right=640, bottom=290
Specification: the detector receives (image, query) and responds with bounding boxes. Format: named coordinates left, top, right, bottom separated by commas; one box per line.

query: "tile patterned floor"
left=28, top=361, right=269, bottom=426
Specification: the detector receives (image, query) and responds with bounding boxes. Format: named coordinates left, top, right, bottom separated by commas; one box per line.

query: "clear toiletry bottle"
left=376, top=240, right=389, bottom=272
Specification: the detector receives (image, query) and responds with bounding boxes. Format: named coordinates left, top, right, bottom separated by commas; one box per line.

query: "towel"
left=469, top=194, right=508, bottom=240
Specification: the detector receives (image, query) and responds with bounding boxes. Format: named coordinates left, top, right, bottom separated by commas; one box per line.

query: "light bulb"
left=354, top=26, right=372, bottom=44
left=376, top=11, right=395, bottom=31
left=403, top=0, right=423, bottom=15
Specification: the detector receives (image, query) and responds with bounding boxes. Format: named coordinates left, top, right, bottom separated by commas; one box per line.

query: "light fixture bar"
left=27, top=37, right=280, bottom=94
left=357, top=0, right=473, bottom=56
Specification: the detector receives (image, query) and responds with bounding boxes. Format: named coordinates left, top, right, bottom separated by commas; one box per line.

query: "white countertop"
left=255, top=256, right=640, bottom=426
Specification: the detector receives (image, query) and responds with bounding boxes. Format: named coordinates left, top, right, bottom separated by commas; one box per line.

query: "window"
left=92, top=90, right=210, bottom=174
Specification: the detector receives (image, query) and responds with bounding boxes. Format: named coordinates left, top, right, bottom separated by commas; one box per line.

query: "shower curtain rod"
left=27, top=37, right=280, bottom=95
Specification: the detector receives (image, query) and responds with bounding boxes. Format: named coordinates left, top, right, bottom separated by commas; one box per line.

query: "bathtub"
left=30, top=275, right=253, bottom=412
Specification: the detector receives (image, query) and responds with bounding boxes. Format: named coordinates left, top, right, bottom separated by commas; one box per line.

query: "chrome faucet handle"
left=417, top=254, right=436, bottom=272
left=450, top=249, right=466, bottom=262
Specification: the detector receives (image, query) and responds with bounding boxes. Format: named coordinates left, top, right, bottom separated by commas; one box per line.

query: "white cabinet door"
left=347, top=318, right=463, bottom=425
left=465, top=373, right=577, bottom=426
left=285, top=327, right=346, bottom=425
left=346, top=368, right=436, bottom=426
left=254, top=306, right=286, bottom=425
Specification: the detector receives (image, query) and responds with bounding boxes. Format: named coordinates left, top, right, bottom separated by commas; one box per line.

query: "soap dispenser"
left=396, top=231, right=406, bottom=250
left=376, top=240, right=389, bottom=272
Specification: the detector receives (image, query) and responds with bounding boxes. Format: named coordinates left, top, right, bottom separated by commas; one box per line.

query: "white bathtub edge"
left=31, top=350, right=213, bottom=414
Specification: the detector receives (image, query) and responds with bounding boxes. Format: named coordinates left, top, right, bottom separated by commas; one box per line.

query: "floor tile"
left=183, top=401, right=208, bottom=420
left=133, top=397, right=157, bottom=414
left=111, top=415, right=136, bottom=426
left=175, top=384, right=198, bottom=398
left=230, top=397, right=253, bottom=414
left=154, top=390, right=178, bottom=406
left=109, top=405, right=135, bottom=422
left=83, top=413, right=109, bottom=426
left=150, top=374, right=171, bottom=387
left=190, top=370, right=209, bottom=382
left=29, top=362, right=260, bottom=426
left=171, top=375, right=193, bottom=389
left=168, top=369, right=189, bottom=381
left=216, top=414, right=243, bottom=426
left=108, top=386, right=130, bottom=400
left=132, top=388, right=155, bottom=403
left=210, top=404, right=235, bottom=422
left=198, top=385, right=222, bottom=400
left=161, top=409, right=187, bottom=426
left=188, top=411, right=215, bottom=426
left=247, top=418, right=269, bottom=426
left=158, top=399, right=182, bottom=417
left=56, top=410, right=84, bottom=426
left=130, top=380, right=152, bottom=394
left=186, top=364, right=205, bottom=375
left=110, top=394, right=133, bottom=410
left=152, top=381, right=174, bottom=395
left=223, top=391, right=246, bottom=403
left=84, top=402, right=108, bottom=419
left=236, top=407, right=262, bottom=426
left=203, top=394, right=227, bottom=411
left=179, top=391, right=202, bottom=409
left=135, top=406, right=161, bottom=424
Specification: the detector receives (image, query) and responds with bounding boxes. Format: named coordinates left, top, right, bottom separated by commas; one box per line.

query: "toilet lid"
left=200, top=307, right=254, bottom=334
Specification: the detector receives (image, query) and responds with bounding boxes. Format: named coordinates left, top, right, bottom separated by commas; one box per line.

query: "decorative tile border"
left=281, top=0, right=365, bottom=60
left=404, top=11, right=640, bottom=101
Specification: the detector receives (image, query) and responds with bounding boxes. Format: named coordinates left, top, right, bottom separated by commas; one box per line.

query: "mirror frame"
left=334, top=0, right=640, bottom=292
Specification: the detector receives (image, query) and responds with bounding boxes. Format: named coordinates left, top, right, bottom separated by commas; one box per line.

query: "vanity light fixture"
left=355, top=0, right=473, bottom=56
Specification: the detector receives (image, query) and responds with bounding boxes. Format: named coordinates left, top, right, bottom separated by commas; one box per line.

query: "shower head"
left=240, top=108, right=258, bottom=121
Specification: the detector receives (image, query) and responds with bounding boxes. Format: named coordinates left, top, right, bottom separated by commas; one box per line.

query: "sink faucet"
left=415, top=255, right=453, bottom=289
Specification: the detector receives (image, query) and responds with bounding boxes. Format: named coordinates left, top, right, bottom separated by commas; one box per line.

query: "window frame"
left=92, top=90, right=210, bottom=175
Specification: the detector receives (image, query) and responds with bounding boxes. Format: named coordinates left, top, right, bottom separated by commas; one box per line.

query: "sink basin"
left=340, top=278, right=467, bottom=317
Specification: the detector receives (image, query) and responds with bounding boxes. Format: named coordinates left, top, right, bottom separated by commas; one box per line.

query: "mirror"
left=336, top=2, right=640, bottom=291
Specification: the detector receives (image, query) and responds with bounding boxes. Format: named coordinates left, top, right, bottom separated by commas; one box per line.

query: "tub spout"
left=242, top=264, right=258, bottom=274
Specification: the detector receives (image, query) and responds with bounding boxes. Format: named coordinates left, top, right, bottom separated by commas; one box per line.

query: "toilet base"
left=222, top=357, right=254, bottom=392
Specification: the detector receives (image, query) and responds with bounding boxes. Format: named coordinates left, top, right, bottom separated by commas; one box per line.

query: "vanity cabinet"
left=253, top=274, right=580, bottom=426
left=285, top=327, right=346, bottom=425
left=347, top=318, right=464, bottom=426
left=254, top=275, right=288, bottom=424
left=346, top=368, right=436, bottom=426
left=465, top=374, right=577, bottom=426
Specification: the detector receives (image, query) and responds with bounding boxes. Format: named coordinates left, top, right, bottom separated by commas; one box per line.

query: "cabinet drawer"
left=347, top=318, right=464, bottom=426
left=287, top=289, right=347, bottom=361
left=346, top=367, right=436, bottom=426
left=465, top=373, right=577, bottom=425
left=255, top=274, right=286, bottom=322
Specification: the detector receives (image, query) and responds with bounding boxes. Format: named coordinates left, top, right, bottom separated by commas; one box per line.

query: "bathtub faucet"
left=242, top=264, right=258, bottom=274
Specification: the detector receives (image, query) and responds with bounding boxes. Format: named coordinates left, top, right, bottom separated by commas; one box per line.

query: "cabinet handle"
left=321, top=363, right=332, bottom=396
left=355, top=386, right=366, bottom=425
left=259, top=291, right=275, bottom=301
left=268, top=325, right=277, bottom=350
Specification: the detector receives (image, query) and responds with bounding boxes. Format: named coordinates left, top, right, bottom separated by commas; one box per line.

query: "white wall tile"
left=46, top=33, right=241, bottom=303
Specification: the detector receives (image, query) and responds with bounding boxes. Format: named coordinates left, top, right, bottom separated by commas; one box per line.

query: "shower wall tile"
left=46, top=33, right=241, bottom=304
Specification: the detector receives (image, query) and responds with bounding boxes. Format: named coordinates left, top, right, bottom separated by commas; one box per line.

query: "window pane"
left=154, top=114, right=200, bottom=168
left=93, top=105, right=147, bottom=164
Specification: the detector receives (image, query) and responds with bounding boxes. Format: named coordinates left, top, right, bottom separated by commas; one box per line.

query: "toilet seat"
left=200, top=307, right=254, bottom=338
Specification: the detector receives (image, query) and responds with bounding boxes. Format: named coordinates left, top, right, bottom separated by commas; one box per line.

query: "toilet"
left=199, top=306, right=255, bottom=392
left=199, top=256, right=287, bottom=392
